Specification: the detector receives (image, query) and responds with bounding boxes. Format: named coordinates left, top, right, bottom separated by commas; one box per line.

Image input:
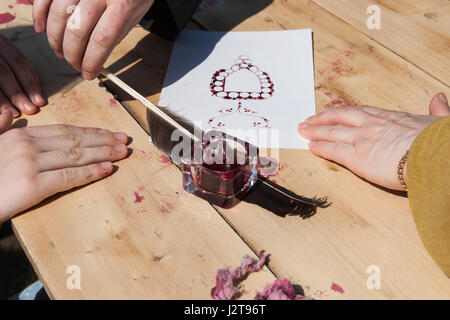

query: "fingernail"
left=98, top=129, right=110, bottom=133
left=33, top=94, right=45, bottom=106
left=34, top=22, right=42, bottom=34
left=82, top=71, right=96, bottom=80
left=113, top=132, right=128, bottom=142
left=437, top=93, right=448, bottom=104
left=298, top=123, right=309, bottom=129
left=114, top=144, right=126, bottom=153
left=24, top=101, right=37, bottom=113
left=54, top=51, right=64, bottom=60
left=10, top=108, right=20, bottom=117
left=100, top=162, right=112, bottom=170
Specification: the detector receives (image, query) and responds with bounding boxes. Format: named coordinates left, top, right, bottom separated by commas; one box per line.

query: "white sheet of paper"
left=159, top=29, right=316, bottom=149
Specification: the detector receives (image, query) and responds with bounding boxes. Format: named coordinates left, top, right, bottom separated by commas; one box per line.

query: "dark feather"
left=146, top=107, right=200, bottom=163
left=242, top=177, right=330, bottom=218
left=146, top=106, right=330, bottom=217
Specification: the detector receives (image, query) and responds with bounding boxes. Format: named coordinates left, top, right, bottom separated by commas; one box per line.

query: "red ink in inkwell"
left=182, top=131, right=259, bottom=208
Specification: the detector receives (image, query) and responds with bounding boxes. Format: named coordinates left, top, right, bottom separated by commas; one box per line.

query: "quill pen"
left=101, top=68, right=329, bottom=218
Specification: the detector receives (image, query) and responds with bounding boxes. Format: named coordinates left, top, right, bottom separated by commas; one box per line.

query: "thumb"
left=0, top=109, right=13, bottom=134
left=429, top=93, right=450, bottom=117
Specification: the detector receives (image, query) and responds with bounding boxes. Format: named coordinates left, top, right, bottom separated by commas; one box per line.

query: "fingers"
left=47, top=0, right=80, bottom=59
left=32, top=0, right=54, bottom=34
left=37, top=161, right=114, bottom=198
left=304, top=106, right=382, bottom=127
left=0, top=109, right=13, bottom=134
left=0, top=56, right=38, bottom=115
left=0, top=37, right=45, bottom=107
left=0, top=90, right=20, bottom=118
left=63, top=0, right=106, bottom=71
left=298, top=123, right=360, bottom=144
left=308, top=141, right=356, bottom=170
left=81, top=5, right=128, bottom=80
left=22, top=124, right=109, bottom=138
left=429, top=93, right=450, bottom=117
left=34, top=131, right=128, bottom=152
left=36, top=144, right=128, bottom=171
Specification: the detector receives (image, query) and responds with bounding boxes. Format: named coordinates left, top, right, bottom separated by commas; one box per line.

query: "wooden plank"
left=311, top=0, right=450, bottom=86
left=190, top=0, right=449, bottom=299
left=0, top=2, right=276, bottom=299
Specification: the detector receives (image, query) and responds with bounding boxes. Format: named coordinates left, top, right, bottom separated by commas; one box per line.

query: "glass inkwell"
left=181, top=130, right=259, bottom=209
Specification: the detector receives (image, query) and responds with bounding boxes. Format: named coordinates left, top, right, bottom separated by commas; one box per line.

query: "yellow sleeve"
left=407, top=116, right=450, bottom=277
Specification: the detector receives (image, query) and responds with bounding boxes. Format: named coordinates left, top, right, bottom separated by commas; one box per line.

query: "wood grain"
left=312, top=0, right=450, bottom=86
left=1, top=2, right=276, bottom=299
left=3, top=0, right=449, bottom=300
left=193, top=0, right=450, bottom=299
left=106, top=0, right=450, bottom=298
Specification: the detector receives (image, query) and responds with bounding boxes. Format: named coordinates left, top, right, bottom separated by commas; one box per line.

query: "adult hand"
left=0, top=36, right=45, bottom=117
left=298, top=93, right=450, bottom=190
left=0, top=114, right=129, bottom=223
left=32, top=0, right=155, bottom=80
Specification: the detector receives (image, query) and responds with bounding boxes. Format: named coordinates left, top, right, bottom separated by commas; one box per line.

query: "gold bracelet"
left=397, top=150, right=409, bottom=190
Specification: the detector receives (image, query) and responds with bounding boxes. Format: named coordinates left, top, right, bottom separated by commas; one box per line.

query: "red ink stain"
left=134, top=192, right=144, bottom=203
left=324, top=99, right=349, bottom=108
left=317, top=88, right=353, bottom=108
left=109, top=99, right=118, bottom=107
left=17, top=0, right=33, bottom=5
left=331, top=59, right=353, bottom=74
left=139, top=149, right=153, bottom=162
left=160, top=201, right=175, bottom=213
left=159, top=155, right=170, bottom=164
left=317, top=51, right=354, bottom=81
left=331, top=282, right=344, bottom=294
left=0, top=13, right=15, bottom=24
left=8, top=5, right=14, bottom=9
left=344, top=50, right=356, bottom=58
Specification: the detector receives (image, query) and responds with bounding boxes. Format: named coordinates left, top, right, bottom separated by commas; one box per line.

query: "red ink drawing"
left=208, top=101, right=271, bottom=129
left=210, top=55, right=274, bottom=100
left=209, top=55, right=274, bottom=130
left=0, top=13, right=15, bottom=24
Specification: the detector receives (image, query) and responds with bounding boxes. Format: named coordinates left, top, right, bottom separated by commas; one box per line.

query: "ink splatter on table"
left=3, top=0, right=450, bottom=299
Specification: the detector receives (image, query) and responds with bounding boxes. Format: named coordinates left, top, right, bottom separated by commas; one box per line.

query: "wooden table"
left=2, top=0, right=449, bottom=299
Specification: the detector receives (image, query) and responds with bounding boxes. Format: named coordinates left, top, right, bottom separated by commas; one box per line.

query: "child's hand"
left=0, top=113, right=129, bottom=223
left=298, top=93, right=450, bottom=190
left=0, top=36, right=45, bottom=117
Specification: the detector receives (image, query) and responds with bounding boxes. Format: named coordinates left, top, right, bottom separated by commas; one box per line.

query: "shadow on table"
left=102, top=0, right=274, bottom=111
left=0, top=26, right=84, bottom=103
